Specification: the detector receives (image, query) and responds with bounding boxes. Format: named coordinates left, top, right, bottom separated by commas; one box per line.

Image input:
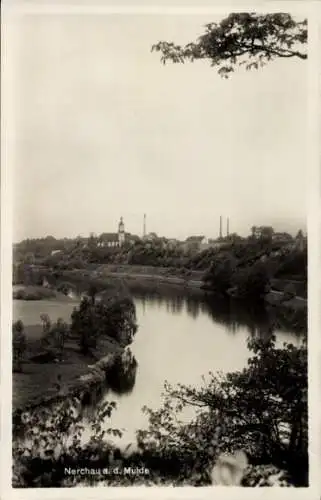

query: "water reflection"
left=81, top=348, right=138, bottom=421
left=80, top=282, right=303, bottom=445
left=127, top=283, right=304, bottom=339
left=106, top=349, right=138, bottom=396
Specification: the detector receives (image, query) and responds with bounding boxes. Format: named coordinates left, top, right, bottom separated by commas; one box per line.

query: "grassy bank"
left=93, top=265, right=307, bottom=308
left=13, top=328, right=122, bottom=411
left=13, top=285, right=72, bottom=301
left=52, top=265, right=204, bottom=290
left=44, top=266, right=307, bottom=329
left=13, top=285, right=137, bottom=412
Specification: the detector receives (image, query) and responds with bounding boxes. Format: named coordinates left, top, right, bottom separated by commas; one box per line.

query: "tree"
left=152, top=13, right=307, bottom=78
left=40, top=313, right=52, bottom=348
left=203, top=256, right=237, bottom=296
left=88, top=284, right=99, bottom=305
left=12, top=397, right=120, bottom=487
left=51, top=318, right=69, bottom=360
left=71, top=297, right=98, bottom=354
left=12, top=332, right=307, bottom=487
left=137, top=334, right=308, bottom=486
left=234, top=261, right=270, bottom=300
left=259, top=226, right=274, bottom=242
left=70, top=295, right=137, bottom=354
left=13, top=320, right=27, bottom=372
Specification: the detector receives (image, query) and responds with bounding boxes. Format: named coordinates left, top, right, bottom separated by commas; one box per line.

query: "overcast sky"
left=10, top=12, right=307, bottom=242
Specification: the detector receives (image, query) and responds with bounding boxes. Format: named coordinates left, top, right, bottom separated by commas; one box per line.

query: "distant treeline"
left=13, top=236, right=307, bottom=308
left=14, top=236, right=306, bottom=275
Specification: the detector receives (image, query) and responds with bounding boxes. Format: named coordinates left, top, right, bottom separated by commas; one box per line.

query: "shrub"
left=13, top=286, right=56, bottom=301
left=136, top=335, right=308, bottom=486
left=12, top=398, right=119, bottom=487
left=70, top=295, right=137, bottom=354
left=203, top=257, right=237, bottom=296
left=276, top=250, right=307, bottom=281
left=233, top=262, right=270, bottom=301
left=12, top=333, right=307, bottom=487
left=50, top=318, right=69, bottom=359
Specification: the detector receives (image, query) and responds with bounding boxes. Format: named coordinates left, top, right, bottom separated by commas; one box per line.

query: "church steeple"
left=118, top=216, right=125, bottom=245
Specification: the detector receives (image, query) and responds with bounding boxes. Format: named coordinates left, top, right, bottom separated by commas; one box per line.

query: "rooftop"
left=185, top=236, right=205, bottom=242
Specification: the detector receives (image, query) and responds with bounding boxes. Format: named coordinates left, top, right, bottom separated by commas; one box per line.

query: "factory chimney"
left=143, top=214, right=146, bottom=238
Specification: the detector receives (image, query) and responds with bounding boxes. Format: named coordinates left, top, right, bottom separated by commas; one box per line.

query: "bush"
left=70, top=294, right=137, bottom=354
left=233, top=262, right=270, bottom=301
left=12, top=332, right=307, bottom=487
left=12, top=398, right=119, bottom=487
left=203, top=257, right=237, bottom=296
left=136, top=335, right=308, bottom=486
left=275, top=249, right=307, bottom=281
left=13, top=286, right=56, bottom=301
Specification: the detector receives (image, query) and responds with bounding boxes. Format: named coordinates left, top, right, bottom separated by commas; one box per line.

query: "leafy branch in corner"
left=152, top=13, right=307, bottom=78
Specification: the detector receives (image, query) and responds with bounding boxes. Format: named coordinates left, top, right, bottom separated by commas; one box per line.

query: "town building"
left=183, top=236, right=209, bottom=253
left=97, top=217, right=126, bottom=248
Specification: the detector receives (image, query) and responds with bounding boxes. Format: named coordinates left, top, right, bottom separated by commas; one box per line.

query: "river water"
left=13, top=286, right=304, bottom=448
left=95, top=286, right=303, bottom=447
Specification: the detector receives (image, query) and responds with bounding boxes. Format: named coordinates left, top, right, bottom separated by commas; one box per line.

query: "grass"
left=13, top=325, right=122, bottom=411
left=13, top=285, right=68, bottom=301
left=13, top=294, right=126, bottom=410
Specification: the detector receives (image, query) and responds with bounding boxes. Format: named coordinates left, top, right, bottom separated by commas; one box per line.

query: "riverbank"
left=12, top=282, right=307, bottom=489
left=13, top=287, right=137, bottom=414
left=13, top=330, right=123, bottom=413
left=13, top=284, right=74, bottom=301
left=89, top=265, right=308, bottom=312
left=93, top=264, right=205, bottom=289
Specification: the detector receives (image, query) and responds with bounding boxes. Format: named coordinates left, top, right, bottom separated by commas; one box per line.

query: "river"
left=83, top=286, right=304, bottom=447
left=13, top=286, right=304, bottom=448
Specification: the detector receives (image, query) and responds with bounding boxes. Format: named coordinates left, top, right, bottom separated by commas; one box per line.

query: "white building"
left=97, top=217, right=126, bottom=248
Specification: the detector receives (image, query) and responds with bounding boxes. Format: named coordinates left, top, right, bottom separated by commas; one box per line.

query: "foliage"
left=251, top=226, right=275, bottom=242
left=31, top=315, right=70, bottom=362
left=187, top=239, right=278, bottom=272
left=40, top=313, right=52, bottom=348
left=13, top=320, right=27, bottom=373
left=70, top=295, right=137, bottom=354
left=233, top=261, right=270, bottom=300
left=56, top=281, right=73, bottom=295
left=12, top=330, right=307, bottom=487
left=136, top=334, right=307, bottom=486
left=13, top=286, right=56, bottom=301
left=49, top=318, right=69, bottom=359
left=126, top=241, right=187, bottom=267
left=275, top=249, right=307, bottom=281
left=152, top=13, right=307, bottom=78
left=203, top=256, right=237, bottom=296
left=12, top=397, right=120, bottom=487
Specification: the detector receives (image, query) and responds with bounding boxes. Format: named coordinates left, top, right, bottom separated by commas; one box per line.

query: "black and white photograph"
left=2, top=2, right=315, bottom=492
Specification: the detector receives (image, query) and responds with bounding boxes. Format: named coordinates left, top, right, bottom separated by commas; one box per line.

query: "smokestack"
left=227, top=217, right=229, bottom=237
left=219, top=216, right=222, bottom=239
left=143, top=213, right=146, bottom=238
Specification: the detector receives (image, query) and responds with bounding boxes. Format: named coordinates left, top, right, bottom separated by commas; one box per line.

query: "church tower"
left=118, top=216, right=125, bottom=246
